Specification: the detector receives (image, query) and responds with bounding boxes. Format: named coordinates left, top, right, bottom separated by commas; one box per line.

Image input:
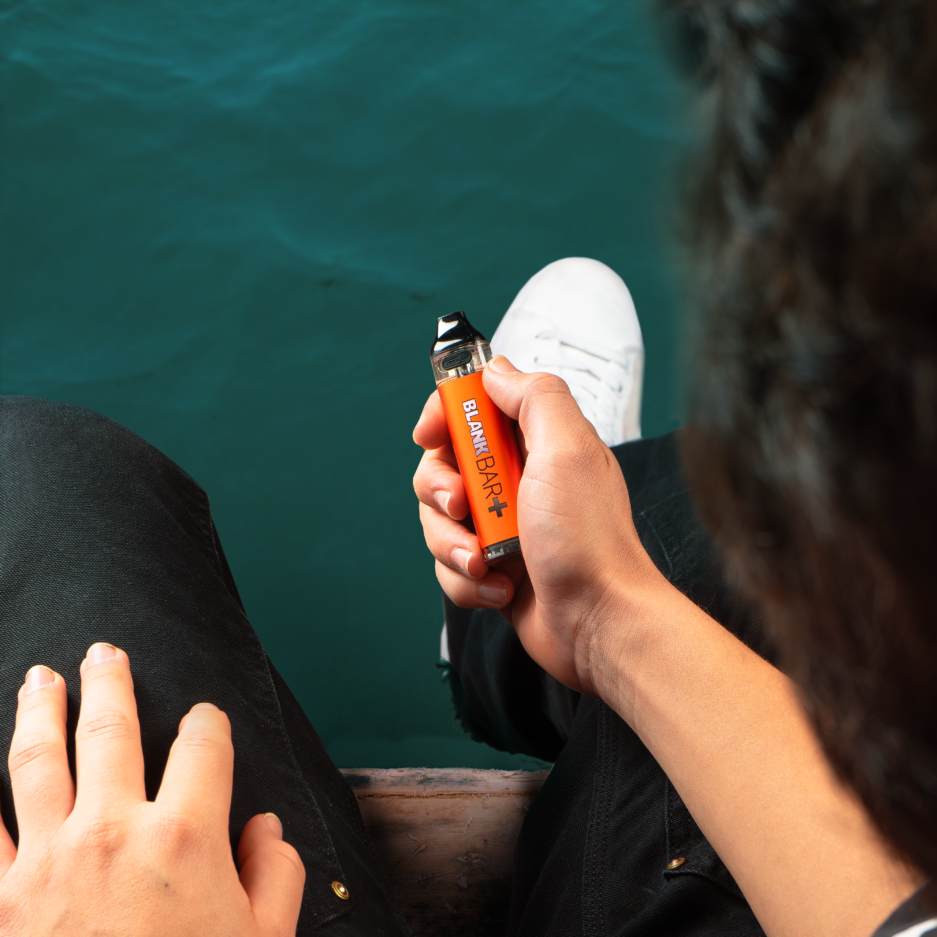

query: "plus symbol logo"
left=488, top=497, right=508, bottom=518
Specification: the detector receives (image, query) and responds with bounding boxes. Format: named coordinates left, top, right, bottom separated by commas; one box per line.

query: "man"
left=0, top=1, right=931, bottom=935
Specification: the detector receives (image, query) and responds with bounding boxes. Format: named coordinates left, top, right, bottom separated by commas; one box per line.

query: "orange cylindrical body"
left=438, top=371, right=523, bottom=554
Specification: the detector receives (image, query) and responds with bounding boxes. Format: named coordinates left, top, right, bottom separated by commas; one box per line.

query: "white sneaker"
left=490, top=257, right=644, bottom=446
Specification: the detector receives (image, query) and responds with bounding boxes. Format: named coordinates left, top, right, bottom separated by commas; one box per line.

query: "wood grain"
left=341, top=768, right=550, bottom=936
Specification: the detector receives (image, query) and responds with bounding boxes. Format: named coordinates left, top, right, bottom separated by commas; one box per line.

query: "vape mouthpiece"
left=432, top=311, right=488, bottom=356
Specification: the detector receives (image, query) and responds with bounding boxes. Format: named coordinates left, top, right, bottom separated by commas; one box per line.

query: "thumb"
left=238, top=813, right=305, bottom=935
left=483, top=355, right=594, bottom=452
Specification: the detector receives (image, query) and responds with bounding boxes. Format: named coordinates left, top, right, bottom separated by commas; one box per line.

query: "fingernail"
left=264, top=812, right=283, bottom=839
left=487, top=355, right=514, bottom=374
left=451, top=547, right=475, bottom=577
left=24, top=665, right=55, bottom=695
left=434, top=489, right=452, bottom=516
left=478, top=581, right=507, bottom=607
left=86, top=643, right=117, bottom=668
left=191, top=702, right=219, bottom=712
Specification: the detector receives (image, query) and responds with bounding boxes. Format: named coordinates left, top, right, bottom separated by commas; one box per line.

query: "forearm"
left=415, top=365, right=919, bottom=935
left=594, top=577, right=918, bottom=937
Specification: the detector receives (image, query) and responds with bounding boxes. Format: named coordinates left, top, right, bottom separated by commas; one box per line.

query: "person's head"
left=670, top=0, right=937, bottom=875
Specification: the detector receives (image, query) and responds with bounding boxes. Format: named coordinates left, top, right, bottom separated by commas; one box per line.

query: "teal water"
left=0, top=0, right=687, bottom=767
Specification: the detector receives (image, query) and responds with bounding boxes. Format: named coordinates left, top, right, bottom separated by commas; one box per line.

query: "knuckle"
left=77, top=707, right=135, bottom=744
left=528, top=372, right=570, bottom=397
left=575, top=432, right=609, bottom=469
left=82, top=663, right=126, bottom=689
left=153, top=811, right=211, bottom=857
left=419, top=503, right=448, bottom=542
left=78, top=817, right=126, bottom=860
left=176, top=727, right=232, bottom=759
left=268, top=841, right=306, bottom=885
left=435, top=562, right=471, bottom=604
left=416, top=447, right=433, bottom=469
left=413, top=454, right=443, bottom=496
left=418, top=500, right=438, bottom=528
left=9, top=735, right=62, bottom=776
left=557, top=436, right=602, bottom=472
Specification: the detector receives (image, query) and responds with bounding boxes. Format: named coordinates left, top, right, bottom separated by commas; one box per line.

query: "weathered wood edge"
left=340, top=767, right=551, bottom=795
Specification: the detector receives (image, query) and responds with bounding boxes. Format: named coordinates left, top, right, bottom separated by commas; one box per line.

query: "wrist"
left=584, top=561, right=693, bottom=725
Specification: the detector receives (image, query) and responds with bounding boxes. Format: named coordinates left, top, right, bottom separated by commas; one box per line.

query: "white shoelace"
left=529, top=329, right=642, bottom=443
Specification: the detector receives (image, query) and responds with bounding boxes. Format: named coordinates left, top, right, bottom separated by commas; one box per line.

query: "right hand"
left=417, top=359, right=926, bottom=937
left=413, top=355, right=673, bottom=698
left=0, top=643, right=305, bottom=936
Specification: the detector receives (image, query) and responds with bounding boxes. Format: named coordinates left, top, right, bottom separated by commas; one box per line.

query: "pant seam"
left=184, top=480, right=350, bottom=928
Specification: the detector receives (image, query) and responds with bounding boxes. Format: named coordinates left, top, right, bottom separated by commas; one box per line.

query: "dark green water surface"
left=1, top=0, right=687, bottom=767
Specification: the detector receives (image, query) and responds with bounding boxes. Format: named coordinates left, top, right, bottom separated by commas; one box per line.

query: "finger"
left=413, top=391, right=451, bottom=451
left=237, top=813, right=305, bottom=935
left=418, top=501, right=491, bottom=580
left=483, top=356, right=595, bottom=455
left=0, top=812, right=16, bottom=876
left=75, top=643, right=146, bottom=809
left=435, top=559, right=515, bottom=610
left=156, top=703, right=233, bottom=831
left=8, top=666, right=74, bottom=847
left=413, top=447, right=469, bottom=520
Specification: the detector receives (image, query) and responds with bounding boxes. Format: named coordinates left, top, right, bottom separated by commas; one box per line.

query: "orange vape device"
left=431, top=312, right=523, bottom=564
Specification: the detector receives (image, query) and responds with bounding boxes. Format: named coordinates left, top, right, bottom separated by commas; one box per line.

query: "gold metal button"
left=666, top=857, right=686, bottom=870
left=331, top=880, right=350, bottom=900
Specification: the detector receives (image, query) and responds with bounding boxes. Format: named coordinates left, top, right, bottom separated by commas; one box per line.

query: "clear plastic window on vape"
left=431, top=340, right=492, bottom=387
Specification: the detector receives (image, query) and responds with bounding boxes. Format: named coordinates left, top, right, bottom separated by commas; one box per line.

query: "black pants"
left=444, top=434, right=777, bottom=936
left=0, top=396, right=771, bottom=936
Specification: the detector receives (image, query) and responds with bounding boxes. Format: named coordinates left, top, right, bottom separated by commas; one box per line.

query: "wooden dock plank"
left=341, top=768, right=549, bottom=936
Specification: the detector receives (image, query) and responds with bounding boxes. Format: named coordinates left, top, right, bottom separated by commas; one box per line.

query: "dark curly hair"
left=669, top=0, right=937, bottom=876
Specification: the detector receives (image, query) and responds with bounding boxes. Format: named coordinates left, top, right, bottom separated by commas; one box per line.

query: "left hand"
left=0, top=643, right=305, bottom=936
